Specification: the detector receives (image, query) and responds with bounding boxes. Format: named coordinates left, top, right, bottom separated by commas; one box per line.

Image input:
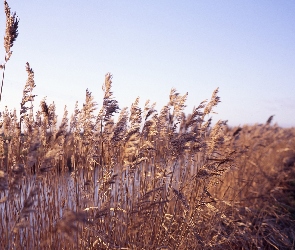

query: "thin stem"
left=0, top=63, right=6, bottom=102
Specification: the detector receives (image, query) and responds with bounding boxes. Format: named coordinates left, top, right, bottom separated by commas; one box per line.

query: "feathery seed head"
left=4, top=0, right=19, bottom=58
left=20, top=63, right=36, bottom=119
left=103, top=72, right=113, bottom=99
left=203, top=88, right=220, bottom=116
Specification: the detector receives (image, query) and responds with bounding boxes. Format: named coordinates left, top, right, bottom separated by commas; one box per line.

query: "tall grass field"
left=0, top=1, right=295, bottom=249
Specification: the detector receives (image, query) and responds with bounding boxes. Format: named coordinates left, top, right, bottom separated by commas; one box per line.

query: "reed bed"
left=0, top=1, right=294, bottom=249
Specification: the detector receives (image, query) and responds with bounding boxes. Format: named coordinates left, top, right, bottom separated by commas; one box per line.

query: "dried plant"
left=20, top=63, right=36, bottom=126
left=0, top=0, right=19, bottom=102
left=0, top=2, right=294, bottom=249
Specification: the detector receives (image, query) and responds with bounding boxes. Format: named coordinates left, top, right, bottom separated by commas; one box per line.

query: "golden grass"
left=0, top=1, right=294, bottom=249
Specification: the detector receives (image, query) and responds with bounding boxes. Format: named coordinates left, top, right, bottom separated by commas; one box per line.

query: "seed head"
left=4, top=1, right=19, bottom=59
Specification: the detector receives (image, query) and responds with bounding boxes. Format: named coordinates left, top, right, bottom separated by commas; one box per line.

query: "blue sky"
left=1, top=0, right=295, bottom=127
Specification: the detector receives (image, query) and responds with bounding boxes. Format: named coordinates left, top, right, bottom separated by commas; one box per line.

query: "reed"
left=0, top=1, right=294, bottom=249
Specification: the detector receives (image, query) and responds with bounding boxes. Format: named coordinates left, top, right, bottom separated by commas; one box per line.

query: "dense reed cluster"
left=0, top=1, right=294, bottom=249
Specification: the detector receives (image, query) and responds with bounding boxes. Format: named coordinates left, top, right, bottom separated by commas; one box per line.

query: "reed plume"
left=0, top=0, right=19, bottom=102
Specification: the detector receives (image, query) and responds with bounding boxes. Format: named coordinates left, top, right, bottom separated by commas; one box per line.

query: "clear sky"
left=1, top=0, right=295, bottom=127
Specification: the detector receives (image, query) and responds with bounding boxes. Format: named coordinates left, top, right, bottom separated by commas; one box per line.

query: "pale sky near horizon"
left=0, top=0, right=294, bottom=127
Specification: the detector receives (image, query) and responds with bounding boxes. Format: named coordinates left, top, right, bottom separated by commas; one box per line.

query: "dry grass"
left=0, top=1, right=294, bottom=249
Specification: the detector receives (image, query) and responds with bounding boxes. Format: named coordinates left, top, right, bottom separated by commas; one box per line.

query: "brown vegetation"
left=0, top=1, right=294, bottom=249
